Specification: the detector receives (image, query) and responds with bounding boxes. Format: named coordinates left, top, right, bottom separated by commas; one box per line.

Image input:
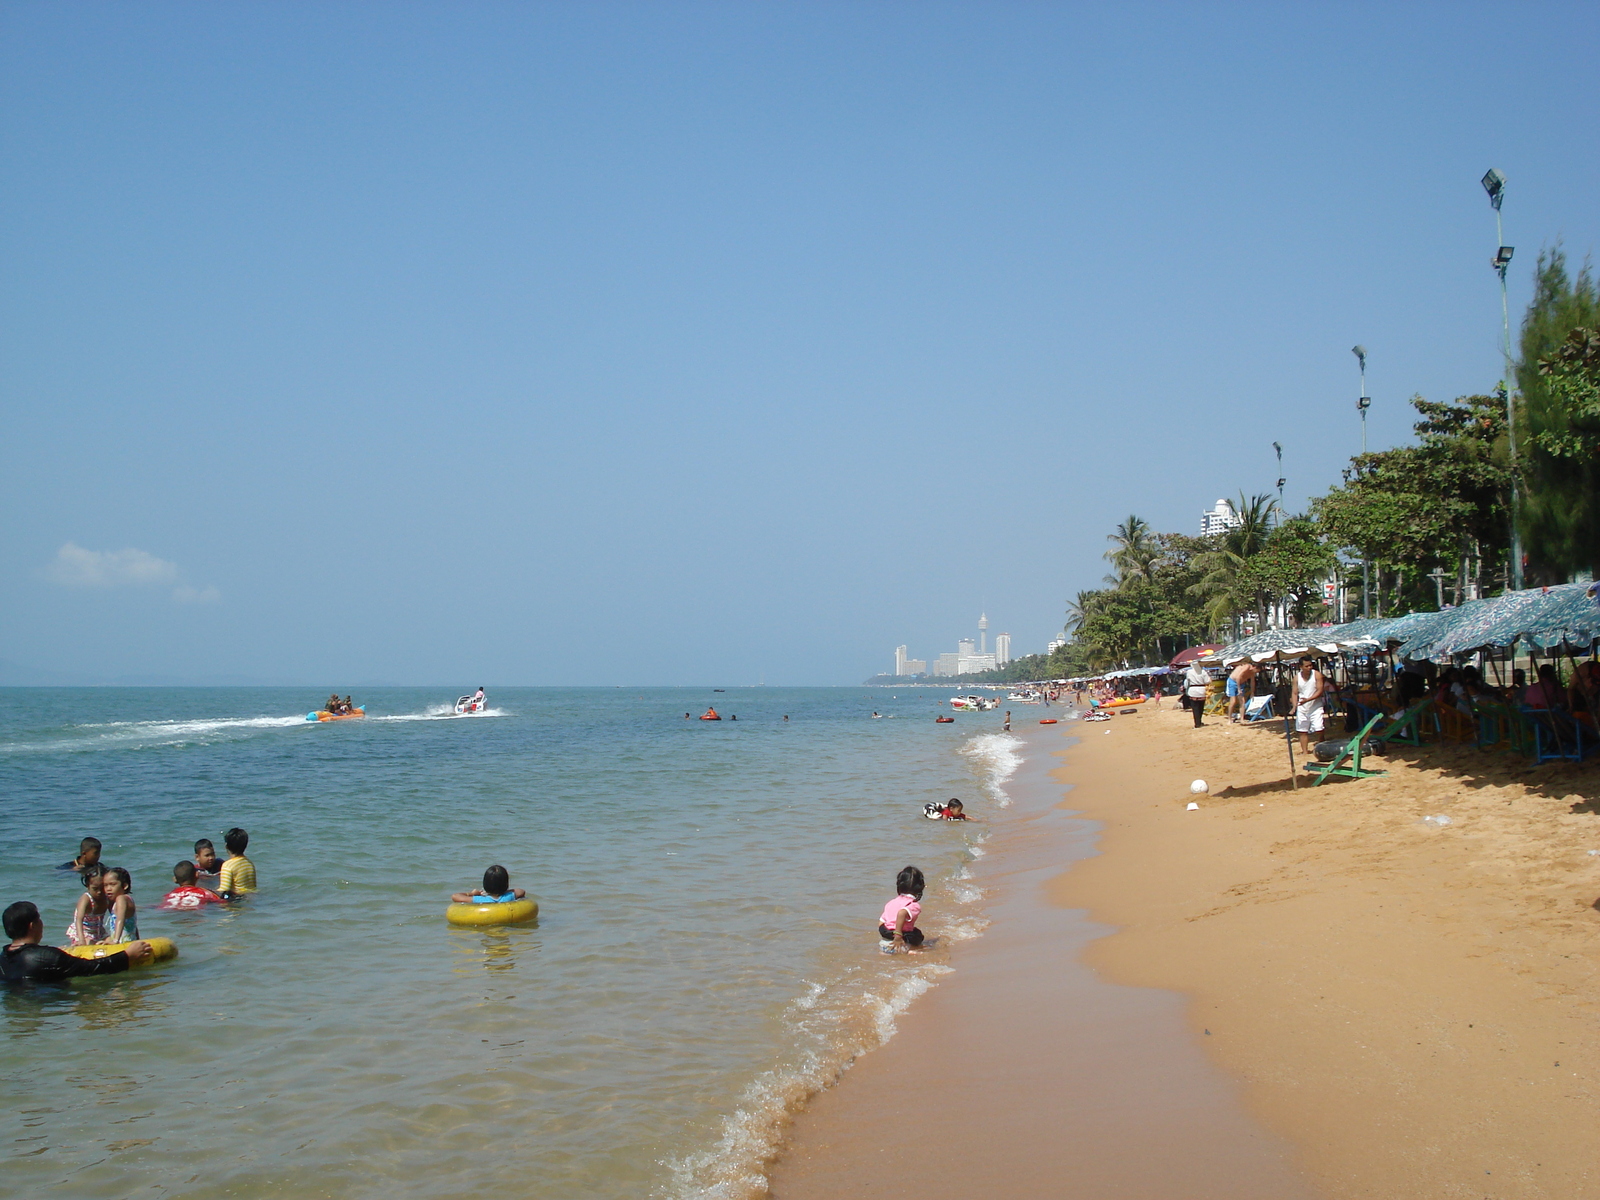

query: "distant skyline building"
left=1201, top=498, right=1242, bottom=537
left=910, top=613, right=1003, bottom=677
left=893, top=645, right=927, bottom=676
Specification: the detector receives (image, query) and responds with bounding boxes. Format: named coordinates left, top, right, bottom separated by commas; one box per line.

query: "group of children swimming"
left=59, top=829, right=258, bottom=947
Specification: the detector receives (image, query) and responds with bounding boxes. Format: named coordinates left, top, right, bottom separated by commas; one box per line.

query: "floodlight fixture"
left=1482, top=168, right=1506, bottom=211
left=1493, top=245, right=1515, bottom=269
left=1351, top=345, right=1366, bottom=369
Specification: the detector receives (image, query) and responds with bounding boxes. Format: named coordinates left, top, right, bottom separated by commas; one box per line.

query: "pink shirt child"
left=880, top=893, right=921, bottom=932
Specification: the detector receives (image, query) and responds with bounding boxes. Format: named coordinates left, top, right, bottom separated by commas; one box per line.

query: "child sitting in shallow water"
left=879, top=865, right=926, bottom=952
left=451, top=865, right=527, bottom=905
left=101, top=866, right=139, bottom=942
left=67, top=866, right=110, bottom=946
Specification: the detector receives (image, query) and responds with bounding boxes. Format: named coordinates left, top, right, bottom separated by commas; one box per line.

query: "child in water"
left=217, top=828, right=257, bottom=896
left=66, top=866, right=110, bottom=945
left=193, top=838, right=221, bottom=876
left=159, top=861, right=226, bottom=910
left=452, top=865, right=527, bottom=904
left=879, top=865, right=926, bottom=952
left=60, top=836, right=102, bottom=872
left=939, top=800, right=971, bottom=821
left=102, top=866, right=140, bottom=942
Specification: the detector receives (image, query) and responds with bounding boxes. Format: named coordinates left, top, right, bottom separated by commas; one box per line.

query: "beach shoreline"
left=765, top=718, right=1314, bottom=1199
left=768, top=704, right=1600, bottom=1199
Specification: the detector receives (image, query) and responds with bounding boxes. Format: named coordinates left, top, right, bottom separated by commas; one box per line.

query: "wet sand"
left=768, top=721, right=1316, bottom=1199
left=771, top=704, right=1600, bottom=1199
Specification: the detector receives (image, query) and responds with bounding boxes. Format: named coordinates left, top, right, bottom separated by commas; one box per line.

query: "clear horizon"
left=3, top=2, right=1596, bottom=685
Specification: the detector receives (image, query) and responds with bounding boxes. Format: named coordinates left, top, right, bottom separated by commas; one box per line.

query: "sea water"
left=0, top=687, right=1025, bottom=1199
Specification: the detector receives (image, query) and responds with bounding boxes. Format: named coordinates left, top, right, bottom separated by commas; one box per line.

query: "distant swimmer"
left=872, top=712, right=882, bottom=718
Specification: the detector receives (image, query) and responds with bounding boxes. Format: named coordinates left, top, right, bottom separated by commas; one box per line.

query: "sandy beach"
left=771, top=705, right=1600, bottom=1198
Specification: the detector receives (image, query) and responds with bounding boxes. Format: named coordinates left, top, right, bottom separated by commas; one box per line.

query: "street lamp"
left=1482, top=167, right=1523, bottom=590
left=1351, top=345, right=1371, bottom=617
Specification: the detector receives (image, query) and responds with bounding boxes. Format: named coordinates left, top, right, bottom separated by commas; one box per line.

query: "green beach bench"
left=1306, top=712, right=1388, bottom=786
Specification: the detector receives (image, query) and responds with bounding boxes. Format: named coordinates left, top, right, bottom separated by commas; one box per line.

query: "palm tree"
left=1064, top=589, right=1098, bottom=634
left=1104, top=515, right=1158, bottom=585
left=1189, top=493, right=1280, bottom=638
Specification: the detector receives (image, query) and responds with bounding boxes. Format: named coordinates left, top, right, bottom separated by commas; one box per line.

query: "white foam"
left=959, top=731, right=1023, bottom=808
left=1, top=714, right=311, bottom=754
left=660, top=960, right=953, bottom=1199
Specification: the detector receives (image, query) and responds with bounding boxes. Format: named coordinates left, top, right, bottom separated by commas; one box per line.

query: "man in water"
left=2, top=901, right=151, bottom=984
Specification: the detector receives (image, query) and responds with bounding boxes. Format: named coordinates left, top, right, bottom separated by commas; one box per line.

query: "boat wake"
left=1, top=715, right=311, bottom=755
left=372, top=705, right=509, bottom=722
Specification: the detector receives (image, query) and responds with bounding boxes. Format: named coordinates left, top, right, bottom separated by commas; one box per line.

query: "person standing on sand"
left=1184, top=661, right=1210, bottom=728
left=1227, top=661, right=1258, bottom=723
left=1294, top=658, right=1328, bottom=754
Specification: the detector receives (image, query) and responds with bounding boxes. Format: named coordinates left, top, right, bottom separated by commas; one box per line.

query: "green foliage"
left=1311, top=394, right=1509, bottom=602
left=1516, top=249, right=1600, bottom=577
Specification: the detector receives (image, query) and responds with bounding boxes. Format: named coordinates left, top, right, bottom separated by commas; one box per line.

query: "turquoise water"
left=0, top=687, right=1023, bottom=1199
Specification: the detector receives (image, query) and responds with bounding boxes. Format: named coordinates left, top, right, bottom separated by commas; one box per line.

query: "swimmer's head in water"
left=224, top=827, right=249, bottom=855
left=482, top=864, right=510, bottom=895
left=896, top=865, right=925, bottom=900
left=947, top=800, right=963, bottom=813
left=4, top=900, right=41, bottom=940
left=78, top=837, right=102, bottom=865
left=173, top=860, right=198, bottom=885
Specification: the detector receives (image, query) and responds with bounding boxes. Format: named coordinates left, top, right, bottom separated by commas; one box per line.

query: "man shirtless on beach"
left=1227, top=662, right=1259, bottom=723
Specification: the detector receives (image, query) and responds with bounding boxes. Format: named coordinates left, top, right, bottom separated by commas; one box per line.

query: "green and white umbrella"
left=1219, top=627, right=1378, bottom=665
left=1428, top=582, right=1600, bottom=659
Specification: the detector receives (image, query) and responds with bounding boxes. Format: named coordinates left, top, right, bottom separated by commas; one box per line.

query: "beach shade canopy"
left=1219, top=627, right=1378, bottom=665
left=1169, top=645, right=1224, bottom=668
left=1427, top=581, right=1600, bottom=659
left=1389, top=601, right=1497, bottom=662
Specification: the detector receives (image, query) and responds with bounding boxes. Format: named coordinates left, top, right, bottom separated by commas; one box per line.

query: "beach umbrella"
left=1391, top=601, right=1494, bottom=662
left=1169, top=644, right=1223, bottom=668
left=1219, top=627, right=1378, bottom=665
left=1428, top=581, right=1600, bottom=659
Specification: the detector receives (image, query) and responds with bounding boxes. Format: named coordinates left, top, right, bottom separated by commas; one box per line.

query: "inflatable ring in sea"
left=446, top=899, right=539, bottom=927
left=66, top=937, right=178, bottom=966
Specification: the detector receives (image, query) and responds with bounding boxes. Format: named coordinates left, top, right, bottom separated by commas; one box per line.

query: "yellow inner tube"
left=65, top=937, right=178, bottom=966
left=447, top=899, right=539, bottom=926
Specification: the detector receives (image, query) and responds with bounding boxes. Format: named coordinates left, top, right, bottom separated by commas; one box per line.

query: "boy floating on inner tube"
left=452, top=865, right=527, bottom=905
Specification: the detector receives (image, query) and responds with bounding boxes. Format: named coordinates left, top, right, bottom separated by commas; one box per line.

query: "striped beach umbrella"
left=1427, top=581, right=1600, bottom=659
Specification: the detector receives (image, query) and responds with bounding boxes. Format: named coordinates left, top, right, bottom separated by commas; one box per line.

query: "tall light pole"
left=1352, top=345, right=1371, bottom=617
left=1352, top=345, right=1370, bottom=454
left=1482, top=168, right=1523, bottom=590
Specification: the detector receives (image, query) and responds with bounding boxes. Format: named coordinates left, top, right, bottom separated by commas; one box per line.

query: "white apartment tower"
left=894, top=645, right=927, bottom=676
left=995, top=632, right=1011, bottom=665
left=1201, top=498, right=1242, bottom=537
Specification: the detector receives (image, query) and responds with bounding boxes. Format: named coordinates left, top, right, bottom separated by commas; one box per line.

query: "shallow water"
left=0, top=687, right=1023, bottom=1199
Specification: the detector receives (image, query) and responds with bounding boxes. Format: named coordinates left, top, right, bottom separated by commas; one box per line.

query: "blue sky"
left=2, top=2, right=1596, bottom=685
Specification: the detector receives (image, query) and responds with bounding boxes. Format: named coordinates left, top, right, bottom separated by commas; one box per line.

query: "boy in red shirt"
left=158, top=861, right=226, bottom=910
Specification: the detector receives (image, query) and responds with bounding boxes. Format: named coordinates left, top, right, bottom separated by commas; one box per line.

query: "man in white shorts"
left=1294, top=658, right=1328, bottom=755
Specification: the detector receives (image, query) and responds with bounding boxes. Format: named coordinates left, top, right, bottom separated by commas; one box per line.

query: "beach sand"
left=769, top=706, right=1600, bottom=1198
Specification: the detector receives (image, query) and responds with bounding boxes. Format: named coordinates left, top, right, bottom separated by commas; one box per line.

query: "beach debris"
left=1419, top=814, right=1452, bottom=827
left=1587, top=850, right=1599, bottom=856
left=1190, top=779, right=1209, bottom=794
left=1186, top=801, right=1200, bottom=811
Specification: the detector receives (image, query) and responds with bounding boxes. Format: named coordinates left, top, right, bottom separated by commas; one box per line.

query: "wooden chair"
left=1306, top=712, right=1389, bottom=786
left=1520, top=706, right=1593, bottom=764
left=1433, top=698, right=1477, bottom=743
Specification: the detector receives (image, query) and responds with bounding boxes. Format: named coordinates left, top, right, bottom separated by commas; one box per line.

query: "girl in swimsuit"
left=102, top=866, right=139, bottom=942
left=66, top=866, right=110, bottom=945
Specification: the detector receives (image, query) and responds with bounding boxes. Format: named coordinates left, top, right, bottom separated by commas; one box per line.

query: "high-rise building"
left=957, top=638, right=975, bottom=657
left=978, top=613, right=989, bottom=655
left=894, top=645, right=926, bottom=676
left=1201, top=498, right=1242, bottom=537
left=995, top=632, right=1011, bottom=665
left=932, top=652, right=962, bottom=677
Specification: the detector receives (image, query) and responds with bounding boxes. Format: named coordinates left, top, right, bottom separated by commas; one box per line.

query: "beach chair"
left=1433, top=699, right=1476, bottom=744
left=1306, top=712, right=1388, bottom=786
left=1243, top=695, right=1275, bottom=721
left=1520, top=706, right=1592, bottom=764
left=1368, top=697, right=1435, bottom=750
